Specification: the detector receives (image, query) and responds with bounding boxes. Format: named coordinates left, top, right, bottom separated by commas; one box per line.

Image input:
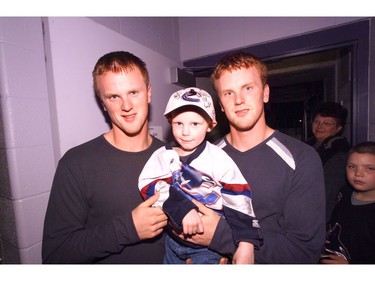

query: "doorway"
left=183, top=19, right=369, bottom=144
left=265, top=47, right=352, bottom=142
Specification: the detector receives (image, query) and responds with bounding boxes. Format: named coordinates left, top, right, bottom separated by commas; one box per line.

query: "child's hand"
left=182, top=209, right=204, bottom=235
left=232, top=242, right=254, bottom=264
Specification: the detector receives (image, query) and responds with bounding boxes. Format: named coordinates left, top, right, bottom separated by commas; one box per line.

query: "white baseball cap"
left=164, top=87, right=216, bottom=122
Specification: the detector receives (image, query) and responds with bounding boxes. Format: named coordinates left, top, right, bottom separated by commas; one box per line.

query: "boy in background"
left=321, top=141, right=375, bottom=264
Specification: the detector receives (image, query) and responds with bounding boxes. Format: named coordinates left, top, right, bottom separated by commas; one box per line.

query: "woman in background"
left=307, top=101, right=351, bottom=226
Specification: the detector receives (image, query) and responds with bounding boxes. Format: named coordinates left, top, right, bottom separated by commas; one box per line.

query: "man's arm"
left=181, top=149, right=326, bottom=264
left=254, top=149, right=326, bottom=264
left=42, top=161, right=167, bottom=263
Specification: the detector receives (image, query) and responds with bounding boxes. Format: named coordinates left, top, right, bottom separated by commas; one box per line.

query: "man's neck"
left=104, top=128, right=152, bottom=152
left=227, top=125, right=274, bottom=152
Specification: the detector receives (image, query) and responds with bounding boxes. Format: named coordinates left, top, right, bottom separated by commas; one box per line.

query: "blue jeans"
left=163, top=235, right=223, bottom=264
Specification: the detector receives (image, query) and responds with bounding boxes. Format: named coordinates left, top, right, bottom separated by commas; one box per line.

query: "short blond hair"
left=210, top=52, right=268, bottom=91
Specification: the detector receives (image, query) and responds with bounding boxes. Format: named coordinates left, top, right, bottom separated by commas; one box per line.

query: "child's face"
left=346, top=152, right=375, bottom=192
left=171, top=111, right=212, bottom=155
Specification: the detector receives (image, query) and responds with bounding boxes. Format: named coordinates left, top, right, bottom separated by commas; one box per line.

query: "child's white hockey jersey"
left=138, top=141, right=262, bottom=246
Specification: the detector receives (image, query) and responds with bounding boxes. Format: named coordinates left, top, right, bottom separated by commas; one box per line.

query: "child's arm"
left=182, top=209, right=204, bottom=235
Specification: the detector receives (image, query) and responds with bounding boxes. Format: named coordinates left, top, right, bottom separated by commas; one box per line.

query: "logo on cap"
left=164, top=87, right=216, bottom=121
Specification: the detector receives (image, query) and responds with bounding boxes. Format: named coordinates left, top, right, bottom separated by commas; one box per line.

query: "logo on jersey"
left=171, top=163, right=221, bottom=206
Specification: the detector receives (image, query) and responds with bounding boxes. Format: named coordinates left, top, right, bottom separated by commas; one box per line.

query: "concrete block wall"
left=0, top=16, right=182, bottom=263
left=0, top=17, right=55, bottom=263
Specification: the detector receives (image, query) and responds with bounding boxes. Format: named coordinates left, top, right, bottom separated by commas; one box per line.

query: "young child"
left=320, top=141, right=375, bottom=264
left=138, top=87, right=263, bottom=264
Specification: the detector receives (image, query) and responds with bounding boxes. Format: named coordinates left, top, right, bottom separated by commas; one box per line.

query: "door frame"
left=184, top=19, right=370, bottom=144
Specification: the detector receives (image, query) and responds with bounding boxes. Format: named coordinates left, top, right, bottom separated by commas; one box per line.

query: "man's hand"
left=177, top=199, right=220, bottom=246
left=132, top=192, right=168, bottom=240
left=232, top=242, right=254, bottom=264
left=320, top=254, right=348, bottom=264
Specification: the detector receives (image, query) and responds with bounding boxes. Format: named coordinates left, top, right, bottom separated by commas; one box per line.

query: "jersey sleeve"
left=138, top=147, right=174, bottom=207
left=217, top=150, right=263, bottom=248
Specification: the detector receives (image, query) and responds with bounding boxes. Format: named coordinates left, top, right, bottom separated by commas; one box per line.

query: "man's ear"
left=147, top=84, right=152, bottom=104
left=220, top=102, right=224, bottom=112
left=101, top=100, right=107, bottom=111
left=263, top=84, right=270, bottom=103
